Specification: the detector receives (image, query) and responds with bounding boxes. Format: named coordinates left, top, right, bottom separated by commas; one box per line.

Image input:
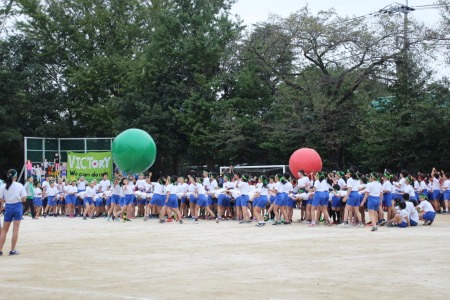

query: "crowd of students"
left=2, top=167, right=449, bottom=233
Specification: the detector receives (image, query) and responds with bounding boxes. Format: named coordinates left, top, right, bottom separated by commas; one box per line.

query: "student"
left=380, top=172, right=393, bottom=225
left=148, top=176, right=166, bottom=220
left=177, top=176, right=189, bottom=218
left=33, top=182, right=43, bottom=218
left=108, top=178, right=122, bottom=221
left=405, top=198, right=419, bottom=226
left=216, top=174, right=233, bottom=222
left=83, top=181, right=96, bottom=220
left=65, top=180, right=77, bottom=218
left=430, top=168, right=442, bottom=212
left=0, top=169, right=27, bottom=256
left=339, top=168, right=363, bottom=228
left=23, top=176, right=36, bottom=219
left=44, top=180, right=58, bottom=217
left=310, top=172, right=332, bottom=227
left=441, top=173, right=450, bottom=214
left=283, top=173, right=295, bottom=223
left=159, top=176, right=184, bottom=224
left=330, top=184, right=346, bottom=224
left=35, top=164, right=42, bottom=183
left=417, top=194, right=436, bottom=226
left=253, top=175, right=269, bottom=227
left=361, top=173, right=383, bottom=232
left=387, top=201, right=409, bottom=228
left=270, top=174, right=289, bottom=225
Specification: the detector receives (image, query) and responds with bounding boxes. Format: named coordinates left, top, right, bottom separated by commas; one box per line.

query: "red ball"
left=289, top=148, right=322, bottom=178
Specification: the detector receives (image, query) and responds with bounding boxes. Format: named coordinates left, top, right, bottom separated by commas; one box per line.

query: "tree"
left=246, top=6, right=434, bottom=168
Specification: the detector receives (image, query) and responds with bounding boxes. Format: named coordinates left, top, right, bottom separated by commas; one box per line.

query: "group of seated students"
left=6, top=167, right=449, bottom=231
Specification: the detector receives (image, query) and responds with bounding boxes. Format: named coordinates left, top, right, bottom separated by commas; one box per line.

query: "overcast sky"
left=230, top=0, right=442, bottom=27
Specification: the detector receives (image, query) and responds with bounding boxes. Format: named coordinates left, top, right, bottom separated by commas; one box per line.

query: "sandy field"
left=0, top=211, right=449, bottom=300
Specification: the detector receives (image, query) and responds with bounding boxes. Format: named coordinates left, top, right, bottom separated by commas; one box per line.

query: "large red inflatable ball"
left=289, top=148, right=322, bottom=178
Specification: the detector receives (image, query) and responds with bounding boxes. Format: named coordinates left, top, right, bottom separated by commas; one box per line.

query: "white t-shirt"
left=112, top=184, right=122, bottom=196
left=366, top=181, right=383, bottom=197
left=46, top=186, right=59, bottom=197
left=196, top=183, right=206, bottom=195
left=135, top=179, right=146, bottom=190
left=152, top=182, right=165, bottom=195
left=210, top=179, right=218, bottom=190
left=223, top=181, right=234, bottom=190
left=237, top=181, right=250, bottom=195
left=382, top=180, right=392, bottom=193
left=405, top=201, right=419, bottom=223
left=177, top=183, right=189, bottom=194
left=317, top=180, right=330, bottom=192
left=0, top=182, right=27, bottom=204
left=398, top=178, right=406, bottom=191
left=403, top=185, right=416, bottom=198
left=275, top=181, right=284, bottom=194
left=66, top=185, right=77, bottom=194
left=42, top=180, right=49, bottom=191
left=203, top=177, right=211, bottom=191
left=99, top=179, right=111, bottom=192
left=283, top=181, right=293, bottom=193
left=35, top=187, right=43, bottom=198
left=77, top=180, right=86, bottom=191
left=419, top=200, right=435, bottom=213
left=442, top=179, right=450, bottom=191
left=419, top=181, right=428, bottom=193
left=124, top=182, right=134, bottom=195
left=258, top=184, right=269, bottom=196
left=432, top=178, right=440, bottom=190
left=337, top=178, right=346, bottom=189
left=85, top=186, right=96, bottom=198
left=400, top=209, right=409, bottom=223
left=166, top=184, right=177, bottom=194
left=347, top=178, right=360, bottom=192
left=297, top=177, right=310, bottom=190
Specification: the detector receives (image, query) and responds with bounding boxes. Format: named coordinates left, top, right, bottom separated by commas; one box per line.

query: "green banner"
left=67, top=152, right=112, bottom=181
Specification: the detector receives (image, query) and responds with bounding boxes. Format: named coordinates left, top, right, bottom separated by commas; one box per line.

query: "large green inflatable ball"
left=112, top=129, right=157, bottom=174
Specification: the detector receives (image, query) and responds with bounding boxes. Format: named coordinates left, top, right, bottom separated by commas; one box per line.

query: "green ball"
left=112, top=129, right=157, bottom=174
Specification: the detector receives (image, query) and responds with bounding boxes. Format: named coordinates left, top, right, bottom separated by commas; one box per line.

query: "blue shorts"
left=83, top=197, right=93, bottom=206
left=346, top=191, right=360, bottom=207
left=119, top=197, right=125, bottom=207
left=197, top=194, right=208, bottom=207
left=138, top=198, right=146, bottom=205
left=269, top=195, right=275, bottom=204
left=255, top=195, right=268, bottom=208
left=4, top=202, right=23, bottom=222
left=165, top=194, right=179, bottom=208
left=443, top=191, right=450, bottom=201
left=106, top=196, right=111, bottom=206
left=180, top=196, right=188, bottom=204
left=235, top=196, right=242, bottom=207
left=149, top=194, right=163, bottom=206
left=382, top=193, right=392, bottom=207
left=34, top=197, right=43, bottom=207
left=367, top=196, right=380, bottom=211
left=410, top=220, right=418, bottom=226
left=331, top=195, right=341, bottom=208
left=422, top=211, right=436, bottom=221
left=312, top=191, right=328, bottom=207
left=240, top=195, right=249, bottom=207
left=47, top=196, right=56, bottom=207
left=66, top=194, right=75, bottom=205
left=207, top=195, right=214, bottom=206
left=432, top=190, right=441, bottom=201
left=189, top=194, right=198, bottom=205
left=111, top=195, right=120, bottom=205
left=95, top=198, right=103, bottom=207
left=398, top=221, right=408, bottom=228
left=274, top=193, right=285, bottom=206
left=124, top=194, right=134, bottom=206
left=217, top=194, right=230, bottom=207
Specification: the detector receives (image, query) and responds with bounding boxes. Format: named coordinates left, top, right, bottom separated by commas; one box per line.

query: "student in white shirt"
left=441, top=172, right=450, bottom=214
left=340, top=168, right=363, bottom=228
left=361, top=173, right=383, bottom=231
left=0, top=169, right=27, bottom=256
left=418, top=194, right=436, bottom=226
left=388, top=201, right=409, bottom=228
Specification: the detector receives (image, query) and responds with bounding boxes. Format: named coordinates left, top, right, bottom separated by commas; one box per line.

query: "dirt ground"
left=0, top=211, right=449, bottom=300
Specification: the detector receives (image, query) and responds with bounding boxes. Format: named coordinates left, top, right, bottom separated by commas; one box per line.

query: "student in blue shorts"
left=417, top=194, right=436, bottom=226
left=0, top=169, right=27, bottom=256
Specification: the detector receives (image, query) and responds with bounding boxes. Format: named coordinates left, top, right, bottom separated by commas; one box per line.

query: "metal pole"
left=84, top=139, right=87, bottom=153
